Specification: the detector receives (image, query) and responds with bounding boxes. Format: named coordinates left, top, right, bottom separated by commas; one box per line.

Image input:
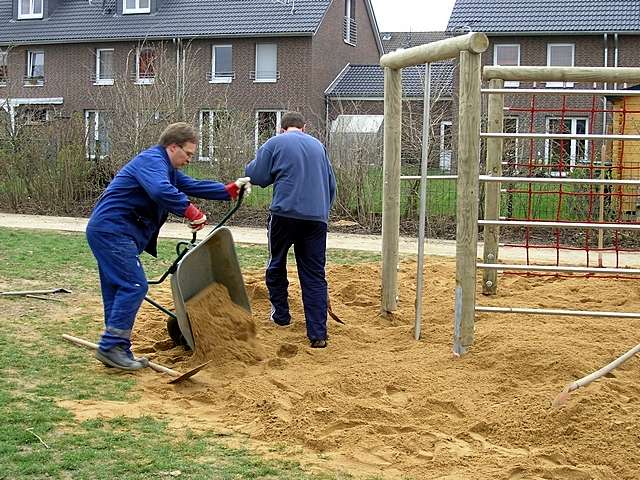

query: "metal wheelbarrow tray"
left=170, top=226, right=251, bottom=350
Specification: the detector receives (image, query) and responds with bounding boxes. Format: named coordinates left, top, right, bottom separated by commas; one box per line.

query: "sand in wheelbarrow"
left=185, top=282, right=265, bottom=366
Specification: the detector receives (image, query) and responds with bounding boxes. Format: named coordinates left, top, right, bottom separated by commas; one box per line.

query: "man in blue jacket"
left=87, top=122, right=250, bottom=370
left=245, top=111, right=336, bottom=348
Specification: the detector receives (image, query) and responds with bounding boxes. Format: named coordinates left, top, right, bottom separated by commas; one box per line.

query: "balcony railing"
left=23, top=75, right=44, bottom=86
left=249, top=70, right=280, bottom=82
left=206, top=71, right=235, bottom=83
left=90, top=74, right=114, bottom=85
left=130, top=72, right=155, bottom=84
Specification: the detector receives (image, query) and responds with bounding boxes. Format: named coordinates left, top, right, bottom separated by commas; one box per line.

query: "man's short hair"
left=280, top=111, right=305, bottom=130
left=159, top=122, right=197, bottom=147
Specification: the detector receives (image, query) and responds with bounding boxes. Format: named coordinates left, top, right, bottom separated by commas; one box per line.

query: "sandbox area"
left=75, top=258, right=640, bottom=478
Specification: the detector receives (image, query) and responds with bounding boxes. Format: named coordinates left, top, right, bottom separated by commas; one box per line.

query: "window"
left=25, top=50, right=44, bottom=86
left=439, top=121, right=452, bottom=172
left=135, top=47, right=155, bottom=84
left=123, top=0, right=150, bottom=14
left=209, top=45, right=233, bottom=83
left=545, top=117, right=588, bottom=173
left=85, top=110, right=111, bottom=159
left=17, top=106, right=48, bottom=125
left=494, top=44, right=520, bottom=88
left=18, top=0, right=43, bottom=19
left=255, top=110, right=284, bottom=149
left=95, top=48, right=114, bottom=85
left=0, top=50, right=7, bottom=86
left=547, top=44, right=575, bottom=88
left=344, top=0, right=357, bottom=45
left=253, top=44, right=278, bottom=82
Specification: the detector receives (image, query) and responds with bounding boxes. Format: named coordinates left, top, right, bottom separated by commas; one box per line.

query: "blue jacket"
left=87, top=145, right=229, bottom=256
left=245, top=130, right=336, bottom=224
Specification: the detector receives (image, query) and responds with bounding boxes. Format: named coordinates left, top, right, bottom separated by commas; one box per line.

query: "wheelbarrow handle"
left=147, top=185, right=246, bottom=286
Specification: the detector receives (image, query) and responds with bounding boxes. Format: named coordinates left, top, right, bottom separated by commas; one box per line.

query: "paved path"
left=1, top=213, right=639, bottom=267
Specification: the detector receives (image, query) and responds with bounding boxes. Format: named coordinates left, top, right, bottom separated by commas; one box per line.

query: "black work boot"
left=310, top=339, right=327, bottom=348
left=95, top=346, right=149, bottom=371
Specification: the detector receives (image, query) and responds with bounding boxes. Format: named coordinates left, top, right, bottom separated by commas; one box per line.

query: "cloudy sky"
left=369, top=0, right=457, bottom=32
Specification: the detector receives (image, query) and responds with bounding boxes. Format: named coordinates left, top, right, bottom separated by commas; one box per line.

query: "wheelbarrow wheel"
left=166, top=317, right=190, bottom=349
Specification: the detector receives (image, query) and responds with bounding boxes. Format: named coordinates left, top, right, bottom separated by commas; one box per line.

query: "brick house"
left=0, top=0, right=382, bottom=159
left=446, top=0, right=640, bottom=173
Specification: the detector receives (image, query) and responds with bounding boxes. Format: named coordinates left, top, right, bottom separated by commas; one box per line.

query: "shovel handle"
left=62, top=334, right=181, bottom=377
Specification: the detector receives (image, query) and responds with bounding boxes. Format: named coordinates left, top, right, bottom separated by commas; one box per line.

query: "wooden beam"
left=454, top=50, right=482, bottom=355
left=482, top=79, right=504, bottom=296
left=380, top=32, right=488, bottom=69
left=381, top=67, right=402, bottom=314
left=483, top=66, right=640, bottom=83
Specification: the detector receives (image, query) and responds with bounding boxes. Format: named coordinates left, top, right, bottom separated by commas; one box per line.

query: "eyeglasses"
left=177, top=144, right=195, bottom=159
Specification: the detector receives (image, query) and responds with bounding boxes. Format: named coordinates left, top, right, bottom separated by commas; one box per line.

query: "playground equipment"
left=380, top=38, right=640, bottom=355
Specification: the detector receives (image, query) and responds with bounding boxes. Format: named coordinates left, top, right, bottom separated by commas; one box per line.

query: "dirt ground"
left=62, top=258, right=640, bottom=479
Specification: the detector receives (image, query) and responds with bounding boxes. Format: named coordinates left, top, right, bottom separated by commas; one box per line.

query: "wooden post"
left=482, top=79, right=504, bottom=295
left=454, top=51, right=482, bottom=355
left=381, top=67, right=403, bottom=314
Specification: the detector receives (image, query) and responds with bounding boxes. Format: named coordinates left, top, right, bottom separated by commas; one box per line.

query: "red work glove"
left=184, top=203, right=207, bottom=232
left=224, top=177, right=251, bottom=200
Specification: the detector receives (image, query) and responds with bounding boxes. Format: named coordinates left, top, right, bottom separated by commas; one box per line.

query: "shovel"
left=62, top=334, right=210, bottom=384
left=552, top=342, right=640, bottom=407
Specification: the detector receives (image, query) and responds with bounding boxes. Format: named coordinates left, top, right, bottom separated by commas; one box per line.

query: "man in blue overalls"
left=245, top=112, right=336, bottom=348
left=87, top=122, right=250, bottom=370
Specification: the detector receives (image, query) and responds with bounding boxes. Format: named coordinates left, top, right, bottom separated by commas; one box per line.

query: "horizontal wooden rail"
left=483, top=66, right=640, bottom=83
left=476, top=306, right=640, bottom=319
left=477, top=263, right=640, bottom=275
left=380, top=32, right=488, bottom=69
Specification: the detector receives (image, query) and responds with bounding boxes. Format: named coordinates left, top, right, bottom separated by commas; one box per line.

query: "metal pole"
left=476, top=306, right=640, bottom=319
left=479, top=175, right=640, bottom=186
left=415, top=62, right=432, bottom=340
left=476, top=263, right=640, bottom=275
left=482, top=132, right=640, bottom=141
left=479, top=219, right=640, bottom=230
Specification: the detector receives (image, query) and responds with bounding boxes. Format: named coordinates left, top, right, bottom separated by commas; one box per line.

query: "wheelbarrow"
left=143, top=187, right=251, bottom=350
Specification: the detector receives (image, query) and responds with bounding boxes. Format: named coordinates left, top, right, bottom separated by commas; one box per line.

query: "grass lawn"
left=0, top=227, right=380, bottom=480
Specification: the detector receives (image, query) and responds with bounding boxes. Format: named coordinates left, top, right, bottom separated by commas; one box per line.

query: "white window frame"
left=439, top=121, right=452, bottom=172
left=494, top=44, right=520, bottom=88
left=95, top=48, right=114, bottom=86
left=546, top=44, right=575, bottom=88
left=123, top=0, right=150, bottom=14
left=255, top=110, right=284, bottom=150
left=210, top=45, right=233, bottom=84
left=135, top=46, right=155, bottom=85
left=503, top=116, right=519, bottom=168
left=0, top=49, right=7, bottom=86
left=199, top=110, right=216, bottom=161
left=25, top=50, right=44, bottom=86
left=85, top=110, right=110, bottom=159
left=544, top=117, right=588, bottom=173
left=18, top=0, right=43, bottom=19
left=254, top=44, right=278, bottom=83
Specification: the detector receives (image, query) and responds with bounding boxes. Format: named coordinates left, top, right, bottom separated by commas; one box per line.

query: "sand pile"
left=98, top=259, right=640, bottom=479
left=185, top=282, right=265, bottom=366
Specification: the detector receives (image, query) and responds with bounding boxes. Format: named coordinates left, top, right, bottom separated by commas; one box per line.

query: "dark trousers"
left=86, top=229, right=148, bottom=352
left=266, top=214, right=328, bottom=341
